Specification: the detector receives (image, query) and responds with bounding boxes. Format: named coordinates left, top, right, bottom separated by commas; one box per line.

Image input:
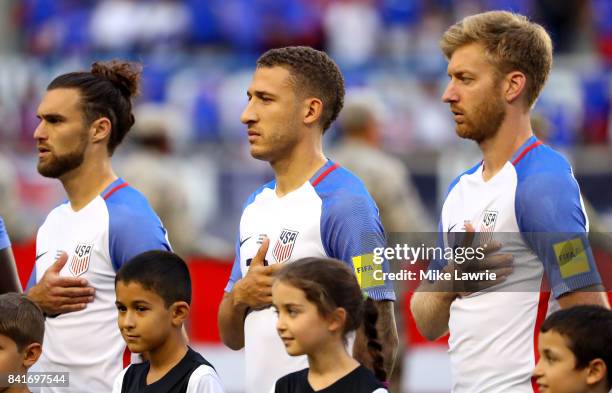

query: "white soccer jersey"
left=435, top=137, right=601, bottom=393
left=28, top=178, right=171, bottom=393
left=224, top=160, right=396, bottom=393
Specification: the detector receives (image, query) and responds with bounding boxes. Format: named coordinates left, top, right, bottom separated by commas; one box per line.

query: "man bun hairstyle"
left=257, top=46, right=345, bottom=133
left=47, top=59, right=142, bottom=155
left=440, top=11, right=553, bottom=108
left=275, top=257, right=386, bottom=381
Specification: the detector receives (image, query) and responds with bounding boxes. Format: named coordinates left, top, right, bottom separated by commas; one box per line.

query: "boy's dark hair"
left=256, top=46, right=345, bottom=133
left=47, top=60, right=142, bottom=156
left=0, top=293, right=44, bottom=351
left=275, top=257, right=386, bottom=381
left=541, top=305, right=612, bottom=388
left=115, top=251, right=191, bottom=307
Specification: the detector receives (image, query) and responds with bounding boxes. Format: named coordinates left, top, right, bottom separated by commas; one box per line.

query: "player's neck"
left=146, top=331, right=188, bottom=385
left=307, top=339, right=359, bottom=390
left=271, top=142, right=326, bottom=197
left=60, top=155, right=117, bottom=211
left=479, top=115, right=533, bottom=181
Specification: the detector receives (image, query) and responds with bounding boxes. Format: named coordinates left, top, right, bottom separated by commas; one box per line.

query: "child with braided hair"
left=271, top=257, right=387, bottom=393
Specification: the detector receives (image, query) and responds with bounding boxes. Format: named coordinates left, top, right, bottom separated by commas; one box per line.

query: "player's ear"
left=327, top=307, right=347, bottom=333
left=303, top=97, right=323, bottom=127
left=22, top=343, right=42, bottom=368
left=170, top=301, right=190, bottom=327
left=585, top=358, right=607, bottom=386
left=503, top=71, right=527, bottom=105
left=90, top=116, right=112, bottom=144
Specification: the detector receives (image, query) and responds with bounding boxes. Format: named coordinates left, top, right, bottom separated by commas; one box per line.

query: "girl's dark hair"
left=276, top=257, right=386, bottom=381
left=47, top=60, right=142, bottom=155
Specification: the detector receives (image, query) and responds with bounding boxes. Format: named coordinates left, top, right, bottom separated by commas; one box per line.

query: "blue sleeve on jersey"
left=25, top=268, right=36, bottom=292
left=224, top=235, right=242, bottom=293
left=106, top=188, right=171, bottom=272
left=0, top=217, right=11, bottom=250
left=516, top=171, right=601, bottom=298
left=321, top=191, right=396, bottom=301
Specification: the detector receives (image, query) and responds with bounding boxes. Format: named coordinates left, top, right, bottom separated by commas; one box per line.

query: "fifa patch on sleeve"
left=352, top=254, right=384, bottom=289
left=553, top=237, right=590, bottom=278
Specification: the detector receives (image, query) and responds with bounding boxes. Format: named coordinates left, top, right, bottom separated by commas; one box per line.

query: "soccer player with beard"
left=25, top=60, right=171, bottom=393
left=410, top=11, right=609, bottom=393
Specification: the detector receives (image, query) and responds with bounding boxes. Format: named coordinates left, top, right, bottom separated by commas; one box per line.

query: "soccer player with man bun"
left=26, top=60, right=171, bottom=392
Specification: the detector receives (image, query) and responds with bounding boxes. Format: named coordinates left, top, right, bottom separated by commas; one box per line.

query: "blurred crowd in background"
left=1, top=0, right=611, bottom=259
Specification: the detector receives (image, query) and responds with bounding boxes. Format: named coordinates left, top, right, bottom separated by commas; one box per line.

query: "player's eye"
left=136, top=306, right=148, bottom=312
left=116, top=305, right=126, bottom=312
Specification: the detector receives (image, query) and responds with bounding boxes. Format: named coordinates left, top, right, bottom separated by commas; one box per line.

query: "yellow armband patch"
left=352, top=254, right=384, bottom=289
left=553, top=237, right=590, bottom=278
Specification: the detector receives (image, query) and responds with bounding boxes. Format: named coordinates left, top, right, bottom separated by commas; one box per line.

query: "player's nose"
left=442, top=82, right=458, bottom=103
left=240, top=100, right=258, bottom=125
left=33, top=120, right=47, bottom=141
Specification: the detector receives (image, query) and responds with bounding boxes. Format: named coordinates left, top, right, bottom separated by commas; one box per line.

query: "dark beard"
left=37, top=149, right=85, bottom=178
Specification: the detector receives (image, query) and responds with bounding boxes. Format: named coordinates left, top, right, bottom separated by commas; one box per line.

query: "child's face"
left=115, top=281, right=175, bottom=354
left=533, top=330, right=589, bottom=393
left=0, top=334, right=25, bottom=374
left=272, top=281, right=338, bottom=357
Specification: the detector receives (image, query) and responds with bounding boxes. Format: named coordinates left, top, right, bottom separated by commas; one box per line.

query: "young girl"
left=271, top=257, right=387, bottom=393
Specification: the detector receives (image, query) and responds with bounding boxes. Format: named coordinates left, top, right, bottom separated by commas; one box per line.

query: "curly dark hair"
left=257, top=46, right=345, bottom=133
left=47, top=60, right=142, bottom=156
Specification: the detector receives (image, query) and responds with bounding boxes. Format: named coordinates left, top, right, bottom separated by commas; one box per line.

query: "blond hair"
left=440, top=11, right=553, bottom=107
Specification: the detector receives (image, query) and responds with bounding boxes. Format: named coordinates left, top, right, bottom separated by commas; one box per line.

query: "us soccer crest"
left=69, top=243, right=93, bottom=277
left=273, top=229, right=299, bottom=263
left=478, top=210, right=498, bottom=245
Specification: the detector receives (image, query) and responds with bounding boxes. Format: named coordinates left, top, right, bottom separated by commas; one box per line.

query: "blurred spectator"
left=330, top=97, right=434, bottom=234
left=118, top=103, right=228, bottom=258
left=323, top=0, right=382, bottom=67
left=0, top=152, right=33, bottom=242
left=330, top=95, right=435, bottom=392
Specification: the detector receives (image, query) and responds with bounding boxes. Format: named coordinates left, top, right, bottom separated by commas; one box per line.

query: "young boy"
left=113, top=251, right=224, bottom=393
left=533, top=305, right=612, bottom=393
left=0, top=293, right=45, bottom=393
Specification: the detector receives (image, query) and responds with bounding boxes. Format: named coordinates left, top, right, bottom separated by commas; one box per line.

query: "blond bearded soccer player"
left=25, top=61, right=170, bottom=392
left=217, top=47, right=398, bottom=393
left=410, top=11, right=609, bottom=393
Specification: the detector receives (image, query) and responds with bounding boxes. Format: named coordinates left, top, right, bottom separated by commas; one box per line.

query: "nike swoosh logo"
left=239, top=236, right=252, bottom=247
left=447, top=224, right=457, bottom=233
left=35, top=251, right=48, bottom=261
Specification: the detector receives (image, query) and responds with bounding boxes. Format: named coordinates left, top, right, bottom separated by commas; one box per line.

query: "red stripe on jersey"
left=103, top=182, right=129, bottom=200
left=512, top=140, right=543, bottom=166
left=123, top=346, right=131, bottom=368
left=531, top=291, right=550, bottom=392
left=312, top=163, right=340, bottom=187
